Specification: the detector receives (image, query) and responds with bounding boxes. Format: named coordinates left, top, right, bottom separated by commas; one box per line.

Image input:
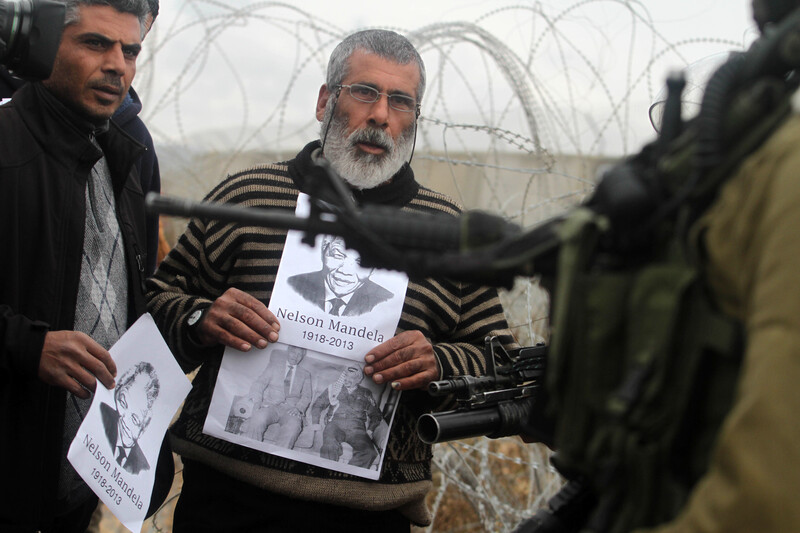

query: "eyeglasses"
left=337, top=84, right=418, bottom=113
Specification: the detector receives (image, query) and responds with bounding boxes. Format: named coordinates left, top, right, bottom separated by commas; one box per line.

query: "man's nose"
left=102, top=45, right=127, bottom=75
left=366, top=95, right=391, bottom=128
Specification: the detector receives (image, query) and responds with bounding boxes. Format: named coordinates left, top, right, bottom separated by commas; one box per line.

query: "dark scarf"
left=289, top=140, right=421, bottom=208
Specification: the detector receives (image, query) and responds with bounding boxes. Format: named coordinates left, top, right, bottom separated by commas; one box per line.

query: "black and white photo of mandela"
left=288, top=235, right=393, bottom=316
left=100, top=362, right=160, bottom=475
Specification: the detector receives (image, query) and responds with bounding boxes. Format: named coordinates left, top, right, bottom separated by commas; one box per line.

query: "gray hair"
left=146, top=0, right=158, bottom=19
left=62, top=0, right=150, bottom=36
left=115, top=361, right=160, bottom=409
left=326, top=29, right=426, bottom=105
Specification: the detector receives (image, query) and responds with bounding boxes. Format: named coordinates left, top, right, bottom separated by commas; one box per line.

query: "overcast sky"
left=294, top=0, right=752, bottom=37
left=139, top=0, right=757, bottom=156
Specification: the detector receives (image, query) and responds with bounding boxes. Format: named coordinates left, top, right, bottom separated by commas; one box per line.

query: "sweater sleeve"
left=146, top=168, right=297, bottom=372
left=430, top=280, right=517, bottom=380
left=399, top=190, right=518, bottom=382
left=396, top=276, right=517, bottom=415
left=145, top=212, right=227, bottom=372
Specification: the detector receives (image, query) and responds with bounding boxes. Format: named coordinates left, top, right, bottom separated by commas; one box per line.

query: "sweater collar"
left=289, top=140, right=420, bottom=207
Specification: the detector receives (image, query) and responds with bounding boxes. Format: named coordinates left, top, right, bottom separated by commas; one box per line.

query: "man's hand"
left=363, top=330, right=439, bottom=391
left=38, top=331, right=117, bottom=399
left=196, top=288, right=280, bottom=351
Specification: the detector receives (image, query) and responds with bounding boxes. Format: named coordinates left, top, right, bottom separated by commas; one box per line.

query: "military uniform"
left=640, top=100, right=800, bottom=533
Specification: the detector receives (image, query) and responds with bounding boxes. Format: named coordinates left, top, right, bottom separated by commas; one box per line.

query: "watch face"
left=188, top=309, right=204, bottom=326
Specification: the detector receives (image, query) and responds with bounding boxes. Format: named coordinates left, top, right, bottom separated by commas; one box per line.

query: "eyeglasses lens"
left=346, top=84, right=415, bottom=112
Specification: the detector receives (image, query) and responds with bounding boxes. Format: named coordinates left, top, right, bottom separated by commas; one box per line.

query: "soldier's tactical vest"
left=544, top=206, right=742, bottom=533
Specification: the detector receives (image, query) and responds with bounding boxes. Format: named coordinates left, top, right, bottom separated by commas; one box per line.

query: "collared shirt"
left=323, top=283, right=357, bottom=315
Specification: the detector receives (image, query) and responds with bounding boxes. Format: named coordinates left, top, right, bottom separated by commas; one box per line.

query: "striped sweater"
left=147, top=141, right=516, bottom=525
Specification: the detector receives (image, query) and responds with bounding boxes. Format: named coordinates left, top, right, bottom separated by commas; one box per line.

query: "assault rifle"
left=416, top=337, right=551, bottom=445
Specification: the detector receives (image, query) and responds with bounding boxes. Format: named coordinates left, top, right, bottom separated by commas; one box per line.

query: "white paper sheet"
left=68, top=314, right=191, bottom=533
left=205, top=342, right=400, bottom=480
left=268, top=193, right=409, bottom=360
left=205, top=193, right=409, bottom=479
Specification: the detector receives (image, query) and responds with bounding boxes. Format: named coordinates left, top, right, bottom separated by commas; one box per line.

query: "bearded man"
left=147, top=29, right=516, bottom=532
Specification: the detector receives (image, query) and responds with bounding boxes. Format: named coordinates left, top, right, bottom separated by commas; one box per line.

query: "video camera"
left=0, top=0, right=64, bottom=80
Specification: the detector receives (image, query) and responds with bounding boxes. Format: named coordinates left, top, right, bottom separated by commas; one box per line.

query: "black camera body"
left=0, top=0, right=64, bottom=80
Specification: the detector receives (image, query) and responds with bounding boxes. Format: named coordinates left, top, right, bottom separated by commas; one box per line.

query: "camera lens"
left=0, top=0, right=64, bottom=81
left=0, top=0, right=29, bottom=60
left=1, top=1, right=15, bottom=56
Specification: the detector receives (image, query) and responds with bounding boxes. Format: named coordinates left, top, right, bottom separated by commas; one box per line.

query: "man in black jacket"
left=1, top=0, right=162, bottom=274
left=0, top=1, right=170, bottom=530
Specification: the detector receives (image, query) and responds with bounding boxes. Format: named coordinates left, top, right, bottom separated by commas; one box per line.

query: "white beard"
left=320, top=105, right=415, bottom=190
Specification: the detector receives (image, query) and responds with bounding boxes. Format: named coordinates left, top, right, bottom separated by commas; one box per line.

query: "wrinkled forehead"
left=344, top=49, right=420, bottom=97
left=326, top=238, right=349, bottom=256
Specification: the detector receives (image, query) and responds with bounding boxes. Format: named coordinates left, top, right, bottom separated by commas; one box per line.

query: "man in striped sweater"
left=147, top=29, right=516, bottom=532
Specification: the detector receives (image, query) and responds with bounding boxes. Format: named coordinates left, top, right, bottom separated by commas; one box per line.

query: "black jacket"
left=0, top=66, right=24, bottom=99
left=0, top=83, right=169, bottom=529
left=112, top=86, right=162, bottom=275
left=2, top=74, right=163, bottom=275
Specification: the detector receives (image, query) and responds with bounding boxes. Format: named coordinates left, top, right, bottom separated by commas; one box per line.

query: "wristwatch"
left=186, top=308, right=207, bottom=345
left=187, top=308, right=205, bottom=327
